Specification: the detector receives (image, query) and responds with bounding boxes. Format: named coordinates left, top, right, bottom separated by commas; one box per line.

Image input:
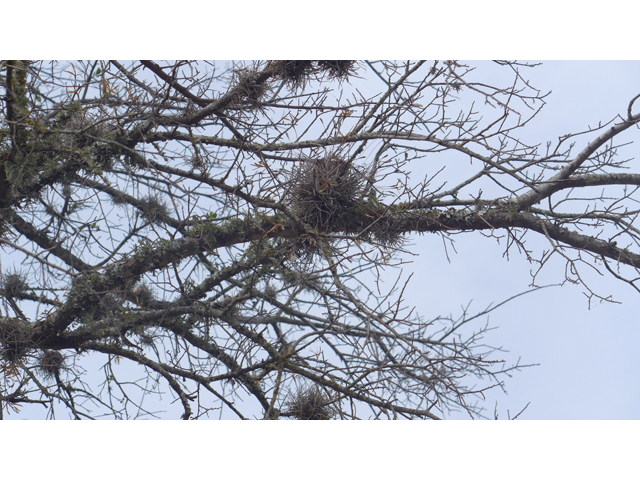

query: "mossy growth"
left=0, top=317, right=33, bottom=364
left=139, top=194, right=170, bottom=224
left=229, top=65, right=272, bottom=107
left=284, top=383, right=337, bottom=420
left=0, top=270, right=30, bottom=298
left=287, top=152, right=367, bottom=230
left=37, top=349, right=65, bottom=381
left=269, top=61, right=359, bottom=89
left=283, top=151, right=405, bottom=250
left=316, top=61, right=359, bottom=82
left=269, top=61, right=316, bottom=89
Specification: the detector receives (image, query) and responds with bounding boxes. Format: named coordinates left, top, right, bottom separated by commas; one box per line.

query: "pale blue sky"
left=4, top=61, right=640, bottom=421
left=404, top=61, right=640, bottom=419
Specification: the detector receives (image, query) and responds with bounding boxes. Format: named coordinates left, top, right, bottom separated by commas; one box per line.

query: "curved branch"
left=517, top=113, right=640, bottom=208
left=8, top=211, right=93, bottom=273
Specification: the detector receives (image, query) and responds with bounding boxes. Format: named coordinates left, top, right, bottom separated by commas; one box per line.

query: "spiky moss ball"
left=37, top=350, right=65, bottom=381
left=229, top=66, right=272, bottom=107
left=362, top=211, right=405, bottom=248
left=0, top=317, right=32, bottom=363
left=263, top=284, right=278, bottom=302
left=269, top=61, right=316, bottom=89
left=285, top=384, right=337, bottom=420
left=109, top=189, right=130, bottom=206
left=140, top=195, right=169, bottom=224
left=288, top=153, right=367, bottom=230
left=61, top=182, right=73, bottom=198
left=1, top=270, right=29, bottom=298
left=316, top=61, right=359, bottom=81
left=270, top=61, right=358, bottom=88
left=1, top=342, right=30, bottom=364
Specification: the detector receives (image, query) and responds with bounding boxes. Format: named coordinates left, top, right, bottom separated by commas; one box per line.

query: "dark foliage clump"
left=284, top=152, right=405, bottom=253
left=317, top=61, right=359, bottom=81
left=359, top=204, right=405, bottom=248
left=270, top=61, right=358, bottom=89
left=140, top=195, right=170, bottom=224
left=263, top=283, right=278, bottom=302
left=270, top=61, right=316, bottom=89
left=284, top=384, right=337, bottom=420
left=1, top=270, right=30, bottom=298
left=37, top=350, right=65, bottom=381
left=0, top=317, right=33, bottom=363
left=288, top=153, right=367, bottom=230
left=230, top=66, right=272, bottom=106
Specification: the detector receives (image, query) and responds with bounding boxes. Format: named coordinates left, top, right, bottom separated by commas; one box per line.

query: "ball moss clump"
left=284, top=384, right=337, bottom=420
left=263, top=284, right=278, bottom=302
left=269, top=61, right=316, bottom=89
left=37, top=350, right=65, bottom=381
left=140, top=195, right=169, bottom=224
left=230, top=66, right=272, bottom=107
left=1, top=270, right=30, bottom=298
left=270, top=61, right=358, bottom=88
left=288, top=153, right=367, bottom=230
left=317, top=61, right=359, bottom=82
left=0, top=317, right=33, bottom=364
left=366, top=212, right=405, bottom=248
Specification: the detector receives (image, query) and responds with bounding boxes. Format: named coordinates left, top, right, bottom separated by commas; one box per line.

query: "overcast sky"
left=401, top=61, right=640, bottom=419
left=4, top=61, right=639, bottom=422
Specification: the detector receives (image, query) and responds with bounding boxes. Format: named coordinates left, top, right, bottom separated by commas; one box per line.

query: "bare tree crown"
left=1, top=60, right=639, bottom=419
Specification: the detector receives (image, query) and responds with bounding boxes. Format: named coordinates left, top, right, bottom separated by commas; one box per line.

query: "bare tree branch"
left=1, top=60, right=639, bottom=419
